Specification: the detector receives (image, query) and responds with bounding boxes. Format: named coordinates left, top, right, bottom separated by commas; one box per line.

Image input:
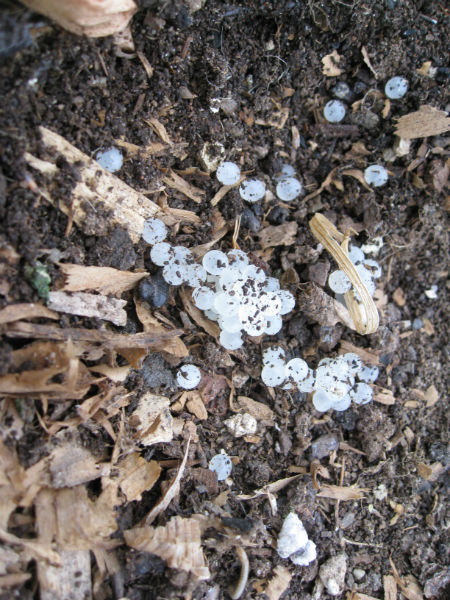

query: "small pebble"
left=224, top=412, right=257, bottom=437
left=353, top=569, right=366, bottom=581
left=96, top=147, right=123, bottom=172
left=332, top=81, right=353, bottom=102
left=319, top=553, right=347, bottom=596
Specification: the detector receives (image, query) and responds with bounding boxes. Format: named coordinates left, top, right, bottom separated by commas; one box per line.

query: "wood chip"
left=179, top=287, right=220, bottom=338
left=25, top=127, right=161, bottom=243
left=162, top=170, right=205, bottom=204
left=130, top=393, right=173, bottom=446
left=316, top=484, right=368, bottom=501
left=257, top=222, right=298, bottom=248
left=125, top=515, right=210, bottom=580
left=373, top=386, right=395, bottom=405
left=393, top=287, right=406, bottom=307
left=186, top=392, right=208, bottom=420
left=47, top=291, right=127, bottom=326
left=137, top=51, right=154, bottom=79
left=383, top=574, right=397, bottom=600
left=339, top=341, right=380, bottom=366
left=144, top=118, right=171, bottom=144
left=37, top=549, right=91, bottom=600
left=264, top=565, right=292, bottom=600
left=235, top=396, right=275, bottom=426
left=49, top=444, right=110, bottom=488
left=395, top=105, right=450, bottom=140
left=361, top=46, right=378, bottom=78
left=321, top=50, right=344, bottom=76
left=117, top=454, right=161, bottom=502
left=424, top=384, right=439, bottom=407
left=417, top=462, right=445, bottom=482
left=0, top=303, right=58, bottom=325
left=297, top=282, right=356, bottom=331
left=59, top=264, right=148, bottom=296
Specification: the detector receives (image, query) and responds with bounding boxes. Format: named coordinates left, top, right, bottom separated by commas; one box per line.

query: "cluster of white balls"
left=216, top=161, right=303, bottom=203
left=142, top=218, right=296, bottom=351
left=328, top=244, right=382, bottom=299
left=261, top=346, right=378, bottom=413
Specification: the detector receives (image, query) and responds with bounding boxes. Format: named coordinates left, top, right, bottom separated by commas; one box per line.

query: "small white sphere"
left=216, top=161, right=241, bottom=185
left=297, top=368, right=315, bottom=393
left=262, top=277, right=280, bottom=292
left=331, top=394, right=352, bottom=412
left=142, top=218, right=168, bottom=245
left=150, top=242, right=173, bottom=266
left=262, top=345, right=286, bottom=366
left=385, top=76, right=408, bottom=100
left=364, top=164, right=389, bottom=187
left=239, top=178, right=266, bottom=203
left=209, top=452, right=232, bottom=481
left=350, top=382, right=373, bottom=405
left=183, top=263, right=207, bottom=287
left=323, top=99, right=346, bottom=123
left=328, top=270, right=352, bottom=294
left=176, top=364, right=201, bottom=389
left=342, top=353, right=363, bottom=375
left=202, top=250, right=229, bottom=275
left=172, top=246, right=192, bottom=262
left=192, top=286, right=215, bottom=310
left=219, top=330, right=243, bottom=350
left=162, top=263, right=184, bottom=286
left=258, top=292, right=282, bottom=317
left=358, top=365, right=379, bottom=383
left=348, top=245, right=365, bottom=265
left=276, top=177, right=303, bottom=202
left=285, top=358, right=309, bottom=383
left=227, top=249, right=249, bottom=268
left=264, top=314, right=283, bottom=335
left=261, top=363, right=286, bottom=387
left=243, top=264, right=266, bottom=283
left=312, top=390, right=333, bottom=412
left=218, top=315, right=242, bottom=334
left=96, top=147, right=123, bottom=172
left=204, top=308, right=219, bottom=321
left=276, top=164, right=296, bottom=180
left=277, top=290, right=295, bottom=315
left=214, top=292, right=240, bottom=317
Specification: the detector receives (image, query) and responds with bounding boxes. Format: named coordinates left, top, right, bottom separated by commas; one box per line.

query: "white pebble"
left=323, top=99, right=346, bottom=123
left=216, top=161, right=241, bottom=185
left=176, top=364, right=202, bottom=390
left=202, top=250, right=229, bottom=275
left=277, top=513, right=309, bottom=559
left=290, top=540, right=317, bottom=566
left=96, top=147, right=123, bottom=172
left=319, top=553, right=347, bottom=597
left=385, top=76, right=408, bottom=99
left=328, top=270, right=352, bottom=294
left=364, top=164, right=388, bottom=187
left=224, top=412, right=257, bottom=437
left=239, top=178, right=266, bottom=203
left=209, top=452, right=232, bottom=481
left=276, top=177, right=303, bottom=202
left=142, top=218, right=168, bottom=245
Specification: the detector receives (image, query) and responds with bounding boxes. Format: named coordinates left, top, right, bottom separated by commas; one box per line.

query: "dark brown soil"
left=0, top=1, right=448, bottom=599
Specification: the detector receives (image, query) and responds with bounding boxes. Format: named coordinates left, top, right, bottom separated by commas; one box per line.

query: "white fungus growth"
left=328, top=270, right=352, bottom=294
left=209, top=452, right=232, bottom=481
left=364, top=164, right=389, bottom=187
left=95, top=147, right=123, bottom=172
left=323, top=99, right=346, bottom=123
left=176, top=364, right=201, bottom=390
left=385, top=76, right=408, bottom=99
left=216, top=161, right=241, bottom=185
left=277, top=513, right=316, bottom=567
left=142, top=218, right=168, bottom=245
left=239, top=178, right=266, bottom=203
left=276, top=177, right=303, bottom=202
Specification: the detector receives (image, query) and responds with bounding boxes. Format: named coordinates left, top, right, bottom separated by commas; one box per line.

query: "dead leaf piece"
left=0, top=528, right=61, bottom=565
left=322, top=50, right=344, bottom=76
left=316, top=484, right=368, bottom=500
left=258, top=222, right=298, bottom=248
left=117, top=454, right=161, bottom=502
left=125, top=516, right=210, bottom=580
left=131, top=393, right=173, bottom=446
left=135, top=299, right=188, bottom=357
left=430, top=159, right=449, bottom=193
left=48, top=291, right=127, bottom=326
left=144, top=118, right=171, bottom=144
left=0, top=303, right=58, bottom=324
left=264, top=565, right=292, bottom=600
left=59, top=264, right=147, bottom=296
left=179, top=287, right=220, bottom=338
left=137, top=51, right=154, bottom=79
left=186, top=393, right=208, bottom=420
left=395, top=106, right=450, bottom=140
left=25, top=127, right=160, bottom=243
left=342, top=169, right=372, bottom=191
left=297, top=282, right=356, bottom=331
left=417, top=462, right=445, bottom=482
left=49, top=444, right=110, bottom=488
left=361, top=46, right=377, bottom=78
left=162, top=170, right=205, bottom=204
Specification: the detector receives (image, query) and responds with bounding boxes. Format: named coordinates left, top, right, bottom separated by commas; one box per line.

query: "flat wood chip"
left=59, top=264, right=148, bottom=296
left=321, top=50, right=344, bottom=76
left=130, top=393, right=173, bottom=446
left=117, top=454, right=161, bottom=502
left=395, top=105, right=450, bottom=140
left=47, top=291, right=127, bottom=327
left=316, top=484, right=368, bottom=500
left=162, top=170, right=205, bottom=203
left=0, top=303, right=58, bottom=324
left=264, top=565, right=292, bottom=600
left=257, top=222, right=298, bottom=248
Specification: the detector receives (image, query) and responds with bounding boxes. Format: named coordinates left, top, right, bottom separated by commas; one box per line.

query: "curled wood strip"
left=309, top=213, right=379, bottom=335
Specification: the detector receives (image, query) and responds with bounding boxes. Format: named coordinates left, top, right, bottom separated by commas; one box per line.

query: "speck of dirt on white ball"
left=176, top=364, right=202, bottom=390
left=239, top=178, right=266, bottom=203
left=95, top=147, right=123, bottom=172
left=385, top=76, right=408, bottom=99
left=216, top=161, right=241, bottom=185
left=276, top=177, right=303, bottom=201
left=323, top=99, right=346, bottom=123
left=142, top=218, right=168, bottom=244
left=364, top=164, right=389, bottom=187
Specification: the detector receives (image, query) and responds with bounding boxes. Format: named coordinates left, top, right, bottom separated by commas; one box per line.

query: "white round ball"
left=239, top=178, right=266, bottom=203
left=209, top=453, right=232, bottom=481
left=276, top=177, right=303, bottom=202
left=219, top=330, right=243, bottom=350
left=202, top=250, right=229, bottom=275
left=142, top=218, right=168, bottom=245
left=192, top=286, right=215, bottom=310
left=385, top=76, right=408, bottom=99
left=328, top=270, right=352, bottom=294
left=312, top=390, right=333, bottom=412
left=364, top=164, right=388, bottom=187
left=216, top=161, right=241, bottom=185
left=323, top=99, right=346, bottom=123
left=150, top=242, right=173, bottom=266
left=261, top=363, right=286, bottom=387
left=176, top=364, right=201, bottom=389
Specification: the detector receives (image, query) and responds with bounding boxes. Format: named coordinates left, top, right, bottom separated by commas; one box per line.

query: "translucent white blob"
left=328, top=270, right=352, bottom=294
left=350, top=382, right=373, bottom=405
left=216, top=161, right=241, bottom=185
left=362, top=259, right=382, bottom=279
left=264, top=314, right=283, bottom=335
left=262, top=346, right=286, bottom=366
left=277, top=513, right=309, bottom=559
left=364, top=164, right=388, bottom=187
left=218, top=315, right=242, bottom=334
left=219, top=330, right=243, bottom=350
left=227, top=249, right=249, bottom=268
left=290, top=540, right=317, bottom=566
left=243, top=264, right=266, bottom=283
left=258, top=292, right=282, bottom=317
left=214, top=292, right=240, bottom=317
left=192, top=286, right=215, bottom=310
left=150, top=242, right=173, bottom=266
left=202, top=250, right=229, bottom=275
left=385, top=76, right=408, bottom=99
left=277, top=290, right=295, bottom=315
left=209, top=452, right=232, bottom=481
left=297, top=368, right=315, bottom=393
left=142, top=218, right=168, bottom=245
left=323, top=99, right=346, bottom=123
left=314, top=367, right=335, bottom=392
left=172, top=246, right=193, bottom=262
left=348, top=245, right=365, bottom=265
left=239, top=178, right=266, bottom=203
left=96, top=147, right=123, bottom=172
left=262, top=277, right=280, bottom=292
left=276, top=177, right=303, bottom=202
left=184, top=263, right=207, bottom=287
left=204, top=308, right=219, bottom=321
left=261, top=363, right=286, bottom=387
left=285, top=358, right=309, bottom=383
left=176, top=364, right=201, bottom=389
left=332, top=394, right=352, bottom=412
left=342, top=352, right=363, bottom=375
left=312, top=390, right=333, bottom=412
left=358, top=365, right=379, bottom=383
left=276, top=164, right=296, bottom=180
left=162, top=263, right=184, bottom=286
left=218, top=269, right=243, bottom=292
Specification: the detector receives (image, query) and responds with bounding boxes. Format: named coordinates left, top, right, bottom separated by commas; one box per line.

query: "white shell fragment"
left=142, top=218, right=168, bottom=245
left=323, top=99, right=346, bottom=123
left=216, top=161, right=241, bottom=185
left=224, top=412, right=257, bottom=438
left=176, top=364, right=202, bottom=390
left=209, top=452, right=232, bottom=481
left=276, top=177, right=303, bottom=202
left=96, top=147, right=123, bottom=172
left=239, top=178, right=266, bottom=203
left=277, top=513, right=316, bottom=567
left=385, top=76, right=408, bottom=99
left=364, top=164, right=389, bottom=187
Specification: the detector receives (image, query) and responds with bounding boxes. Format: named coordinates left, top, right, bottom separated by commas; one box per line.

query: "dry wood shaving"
left=47, top=291, right=128, bottom=327
left=316, top=484, right=368, bottom=501
left=162, top=170, right=205, bottom=204
left=257, top=222, right=298, bottom=248
left=321, top=50, right=344, bottom=76
left=0, top=303, right=58, bottom=325
left=117, top=453, right=161, bottom=502
left=263, top=565, right=292, bottom=600
left=395, top=105, right=450, bottom=140
left=59, top=263, right=148, bottom=296
left=129, top=393, right=173, bottom=446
